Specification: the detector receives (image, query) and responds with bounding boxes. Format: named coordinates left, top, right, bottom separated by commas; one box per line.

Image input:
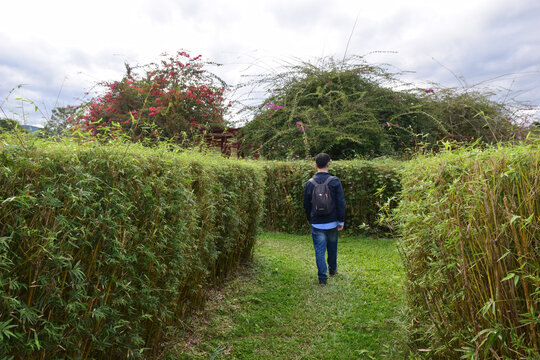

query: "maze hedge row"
left=14, top=135, right=536, bottom=359
left=394, top=143, right=539, bottom=359
left=0, top=140, right=265, bottom=359
left=261, top=159, right=401, bottom=235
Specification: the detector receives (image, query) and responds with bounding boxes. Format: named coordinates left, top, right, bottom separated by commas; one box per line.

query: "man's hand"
left=337, top=225, right=344, bottom=231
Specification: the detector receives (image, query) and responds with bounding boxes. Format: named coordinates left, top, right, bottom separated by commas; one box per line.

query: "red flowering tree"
left=74, top=51, right=229, bottom=144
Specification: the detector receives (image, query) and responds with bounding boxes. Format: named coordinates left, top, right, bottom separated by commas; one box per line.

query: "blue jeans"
left=311, top=226, right=338, bottom=280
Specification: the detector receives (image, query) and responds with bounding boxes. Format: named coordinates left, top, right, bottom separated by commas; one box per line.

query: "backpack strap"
left=308, top=176, right=335, bottom=186
left=323, top=176, right=336, bottom=185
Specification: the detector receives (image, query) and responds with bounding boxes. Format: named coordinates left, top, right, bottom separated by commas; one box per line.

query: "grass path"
left=164, top=232, right=407, bottom=359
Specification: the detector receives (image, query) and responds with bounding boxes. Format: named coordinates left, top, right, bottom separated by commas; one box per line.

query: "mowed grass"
left=163, top=232, right=407, bottom=359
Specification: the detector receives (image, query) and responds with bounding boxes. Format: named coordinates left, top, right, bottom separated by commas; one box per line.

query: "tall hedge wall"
left=262, top=159, right=401, bottom=235
left=393, top=143, right=539, bottom=359
left=0, top=139, right=265, bottom=359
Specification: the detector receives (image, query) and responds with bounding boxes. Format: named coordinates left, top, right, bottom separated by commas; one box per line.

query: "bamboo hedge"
left=261, top=159, right=401, bottom=235
left=0, top=138, right=265, bottom=359
left=393, top=143, right=539, bottom=359
left=8, top=134, right=538, bottom=359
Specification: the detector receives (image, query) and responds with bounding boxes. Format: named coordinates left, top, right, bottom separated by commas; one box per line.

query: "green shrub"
left=239, top=56, right=526, bottom=160
left=261, top=158, right=401, bottom=235
left=0, top=137, right=265, bottom=359
left=393, top=143, right=539, bottom=358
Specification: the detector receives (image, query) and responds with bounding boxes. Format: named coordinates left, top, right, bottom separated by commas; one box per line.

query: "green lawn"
left=163, top=232, right=408, bottom=359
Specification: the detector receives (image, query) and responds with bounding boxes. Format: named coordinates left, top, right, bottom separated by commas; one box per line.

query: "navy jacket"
left=303, top=172, right=346, bottom=225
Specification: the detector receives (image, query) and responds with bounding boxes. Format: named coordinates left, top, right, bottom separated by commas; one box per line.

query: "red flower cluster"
left=74, top=51, right=228, bottom=142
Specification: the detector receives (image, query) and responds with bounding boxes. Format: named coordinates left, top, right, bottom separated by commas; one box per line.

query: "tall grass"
left=393, top=142, right=539, bottom=359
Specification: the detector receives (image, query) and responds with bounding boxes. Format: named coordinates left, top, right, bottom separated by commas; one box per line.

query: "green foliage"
left=392, top=142, right=539, bottom=358
left=419, top=89, right=526, bottom=143
left=0, top=118, right=25, bottom=133
left=240, top=56, right=527, bottom=160
left=261, top=158, right=401, bottom=235
left=241, top=57, right=399, bottom=159
left=0, top=136, right=265, bottom=359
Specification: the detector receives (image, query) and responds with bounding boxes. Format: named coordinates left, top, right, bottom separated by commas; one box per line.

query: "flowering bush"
left=73, top=51, right=229, bottom=145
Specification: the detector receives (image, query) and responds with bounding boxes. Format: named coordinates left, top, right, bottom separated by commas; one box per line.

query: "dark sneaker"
left=329, top=270, right=337, bottom=277
left=318, top=278, right=327, bottom=285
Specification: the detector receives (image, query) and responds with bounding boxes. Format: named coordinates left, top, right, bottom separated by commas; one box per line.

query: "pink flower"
left=267, top=103, right=283, bottom=110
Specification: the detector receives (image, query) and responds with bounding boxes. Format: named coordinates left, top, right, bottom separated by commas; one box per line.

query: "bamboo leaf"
left=501, top=273, right=515, bottom=282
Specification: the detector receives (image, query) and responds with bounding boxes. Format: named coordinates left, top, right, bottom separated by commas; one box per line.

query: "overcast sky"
left=1, top=0, right=539, bottom=126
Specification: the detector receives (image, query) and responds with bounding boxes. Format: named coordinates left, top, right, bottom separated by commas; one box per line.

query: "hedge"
left=261, top=159, right=401, bottom=235
left=393, top=143, right=539, bottom=358
left=0, top=138, right=265, bottom=359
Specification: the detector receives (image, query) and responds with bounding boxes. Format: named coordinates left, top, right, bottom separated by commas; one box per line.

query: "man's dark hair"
left=315, top=153, right=331, bottom=169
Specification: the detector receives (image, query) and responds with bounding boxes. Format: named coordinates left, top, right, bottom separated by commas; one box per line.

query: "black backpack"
left=309, top=176, right=336, bottom=216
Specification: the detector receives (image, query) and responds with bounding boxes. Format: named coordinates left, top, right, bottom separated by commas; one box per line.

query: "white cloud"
left=1, top=0, right=539, bottom=125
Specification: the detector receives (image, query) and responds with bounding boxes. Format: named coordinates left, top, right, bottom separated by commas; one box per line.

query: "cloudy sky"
left=1, top=0, right=539, bottom=126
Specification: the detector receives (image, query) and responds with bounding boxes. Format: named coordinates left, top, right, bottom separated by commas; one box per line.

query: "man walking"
left=303, top=153, right=346, bottom=285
